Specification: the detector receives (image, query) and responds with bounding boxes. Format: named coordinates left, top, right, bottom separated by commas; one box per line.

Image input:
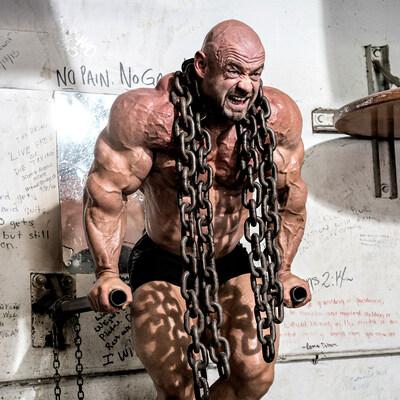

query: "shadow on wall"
left=0, top=0, right=73, bottom=80
left=321, top=0, right=400, bottom=103
left=302, top=137, right=400, bottom=220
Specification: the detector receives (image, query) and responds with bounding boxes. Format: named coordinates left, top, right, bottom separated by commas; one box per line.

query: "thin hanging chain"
left=52, top=320, right=62, bottom=400
left=171, top=59, right=230, bottom=400
left=237, top=84, right=284, bottom=363
left=74, top=314, right=85, bottom=399
left=51, top=300, right=85, bottom=400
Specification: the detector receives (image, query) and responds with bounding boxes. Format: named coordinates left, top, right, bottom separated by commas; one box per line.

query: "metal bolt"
left=381, top=183, right=389, bottom=194
left=61, top=275, right=74, bottom=289
left=373, top=48, right=381, bottom=59
left=32, top=274, right=47, bottom=288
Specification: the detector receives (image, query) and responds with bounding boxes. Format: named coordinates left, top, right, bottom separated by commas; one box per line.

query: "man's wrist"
left=95, top=269, right=120, bottom=280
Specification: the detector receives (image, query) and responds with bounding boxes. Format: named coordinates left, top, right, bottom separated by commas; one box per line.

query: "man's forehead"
left=216, top=44, right=265, bottom=70
left=201, top=20, right=265, bottom=71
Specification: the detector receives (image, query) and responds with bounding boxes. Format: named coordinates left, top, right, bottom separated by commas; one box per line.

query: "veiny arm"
left=265, top=86, right=311, bottom=308
left=275, top=139, right=310, bottom=308
left=84, top=92, right=153, bottom=313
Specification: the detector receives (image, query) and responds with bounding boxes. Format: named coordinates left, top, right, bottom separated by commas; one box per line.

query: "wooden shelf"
left=333, top=88, right=400, bottom=138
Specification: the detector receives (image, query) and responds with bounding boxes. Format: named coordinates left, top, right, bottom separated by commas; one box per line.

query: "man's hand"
left=279, top=271, right=311, bottom=308
left=87, top=273, right=133, bottom=313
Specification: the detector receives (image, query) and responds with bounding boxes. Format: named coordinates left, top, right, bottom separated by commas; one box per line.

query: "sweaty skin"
left=85, top=19, right=310, bottom=400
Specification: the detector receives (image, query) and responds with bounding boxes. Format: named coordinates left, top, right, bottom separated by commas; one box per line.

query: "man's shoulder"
left=262, top=86, right=303, bottom=149
left=113, top=73, right=175, bottom=115
left=107, top=74, right=175, bottom=148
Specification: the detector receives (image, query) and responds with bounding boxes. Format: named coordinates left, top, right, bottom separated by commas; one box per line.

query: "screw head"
left=61, top=275, right=74, bottom=289
left=32, top=274, right=47, bottom=287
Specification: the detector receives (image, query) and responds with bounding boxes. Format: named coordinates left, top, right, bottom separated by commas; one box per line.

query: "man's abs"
left=141, top=174, right=247, bottom=259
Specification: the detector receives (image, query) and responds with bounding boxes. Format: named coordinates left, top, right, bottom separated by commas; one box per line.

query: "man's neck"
left=202, top=108, right=239, bottom=137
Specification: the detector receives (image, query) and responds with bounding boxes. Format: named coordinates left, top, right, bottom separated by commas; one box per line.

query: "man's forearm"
left=277, top=179, right=307, bottom=274
left=83, top=183, right=127, bottom=278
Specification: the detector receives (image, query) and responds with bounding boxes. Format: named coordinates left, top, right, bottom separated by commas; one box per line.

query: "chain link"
left=171, top=59, right=230, bottom=400
left=52, top=320, right=62, bottom=400
left=237, top=85, right=284, bottom=363
left=74, top=314, right=85, bottom=399
left=51, top=299, right=85, bottom=400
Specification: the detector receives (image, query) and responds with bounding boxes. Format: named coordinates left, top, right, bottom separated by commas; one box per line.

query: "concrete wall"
left=1, top=1, right=400, bottom=399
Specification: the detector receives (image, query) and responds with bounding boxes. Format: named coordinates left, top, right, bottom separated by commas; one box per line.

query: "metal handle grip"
left=290, top=286, right=307, bottom=305
left=58, top=289, right=128, bottom=315
left=109, top=289, right=128, bottom=308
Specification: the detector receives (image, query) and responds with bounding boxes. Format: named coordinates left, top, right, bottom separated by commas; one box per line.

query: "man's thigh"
left=130, top=281, right=193, bottom=390
left=218, top=273, right=280, bottom=377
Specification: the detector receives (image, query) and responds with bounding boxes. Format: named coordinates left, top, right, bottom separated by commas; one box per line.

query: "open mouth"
left=228, top=95, right=250, bottom=106
left=228, top=95, right=249, bottom=105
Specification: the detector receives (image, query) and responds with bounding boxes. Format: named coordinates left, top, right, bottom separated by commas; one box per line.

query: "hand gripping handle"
left=58, top=289, right=128, bottom=315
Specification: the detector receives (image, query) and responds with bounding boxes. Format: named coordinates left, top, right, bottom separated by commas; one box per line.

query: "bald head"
left=201, top=20, right=265, bottom=68
left=194, top=20, right=265, bottom=123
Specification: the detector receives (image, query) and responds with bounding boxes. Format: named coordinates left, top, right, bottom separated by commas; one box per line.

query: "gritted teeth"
left=228, top=95, right=249, bottom=104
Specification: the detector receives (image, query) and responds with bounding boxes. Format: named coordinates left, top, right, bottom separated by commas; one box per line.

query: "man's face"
left=201, top=43, right=264, bottom=122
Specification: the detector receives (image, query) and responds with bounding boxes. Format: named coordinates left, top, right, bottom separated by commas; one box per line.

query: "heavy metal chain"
left=171, top=59, right=230, bottom=400
left=237, top=85, right=284, bottom=363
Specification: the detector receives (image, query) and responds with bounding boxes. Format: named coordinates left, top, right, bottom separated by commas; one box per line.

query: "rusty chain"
left=236, top=85, right=284, bottom=363
left=171, top=59, right=230, bottom=400
left=171, top=59, right=284, bottom=394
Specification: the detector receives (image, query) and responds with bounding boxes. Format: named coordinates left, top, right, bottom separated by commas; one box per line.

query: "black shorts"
left=129, top=234, right=251, bottom=291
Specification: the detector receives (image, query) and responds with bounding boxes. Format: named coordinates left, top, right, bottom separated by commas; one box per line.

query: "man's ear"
left=194, top=50, right=207, bottom=79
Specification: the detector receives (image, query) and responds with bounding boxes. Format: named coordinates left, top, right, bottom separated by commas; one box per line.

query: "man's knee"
left=154, top=370, right=193, bottom=400
left=230, top=355, right=275, bottom=397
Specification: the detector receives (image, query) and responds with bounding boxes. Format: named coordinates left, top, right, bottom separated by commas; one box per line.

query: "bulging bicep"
left=86, top=130, right=153, bottom=210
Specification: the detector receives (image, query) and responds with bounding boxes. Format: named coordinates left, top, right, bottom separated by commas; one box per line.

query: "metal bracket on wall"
left=311, top=108, right=338, bottom=133
left=365, top=45, right=399, bottom=199
left=371, top=138, right=398, bottom=199
left=312, top=45, right=399, bottom=199
left=31, top=273, right=76, bottom=348
left=365, top=45, right=400, bottom=94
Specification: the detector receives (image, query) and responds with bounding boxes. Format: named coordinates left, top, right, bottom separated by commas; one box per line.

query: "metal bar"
left=59, top=297, right=92, bottom=315
left=371, top=138, right=382, bottom=198
left=373, top=60, right=400, bottom=87
left=388, top=136, right=398, bottom=199
left=365, top=45, right=391, bottom=94
left=58, top=289, right=128, bottom=316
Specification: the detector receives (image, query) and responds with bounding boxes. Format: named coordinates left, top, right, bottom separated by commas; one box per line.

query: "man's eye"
left=227, top=70, right=239, bottom=76
left=250, top=72, right=261, bottom=80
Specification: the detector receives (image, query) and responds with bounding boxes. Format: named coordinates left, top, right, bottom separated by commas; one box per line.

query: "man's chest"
left=151, top=131, right=243, bottom=191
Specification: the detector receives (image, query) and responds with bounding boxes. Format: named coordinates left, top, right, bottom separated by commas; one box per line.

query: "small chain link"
left=51, top=299, right=85, bottom=400
left=74, top=314, right=85, bottom=399
left=237, top=84, right=284, bottom=363
left=52, top=321, right=62, bottom=400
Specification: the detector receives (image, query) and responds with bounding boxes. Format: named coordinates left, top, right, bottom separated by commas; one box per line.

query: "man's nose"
left=237, top=75, right=253, bottom=93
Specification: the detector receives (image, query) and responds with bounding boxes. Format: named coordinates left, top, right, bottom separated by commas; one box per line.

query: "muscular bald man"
left=85, top=20, right=311, bottom=399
